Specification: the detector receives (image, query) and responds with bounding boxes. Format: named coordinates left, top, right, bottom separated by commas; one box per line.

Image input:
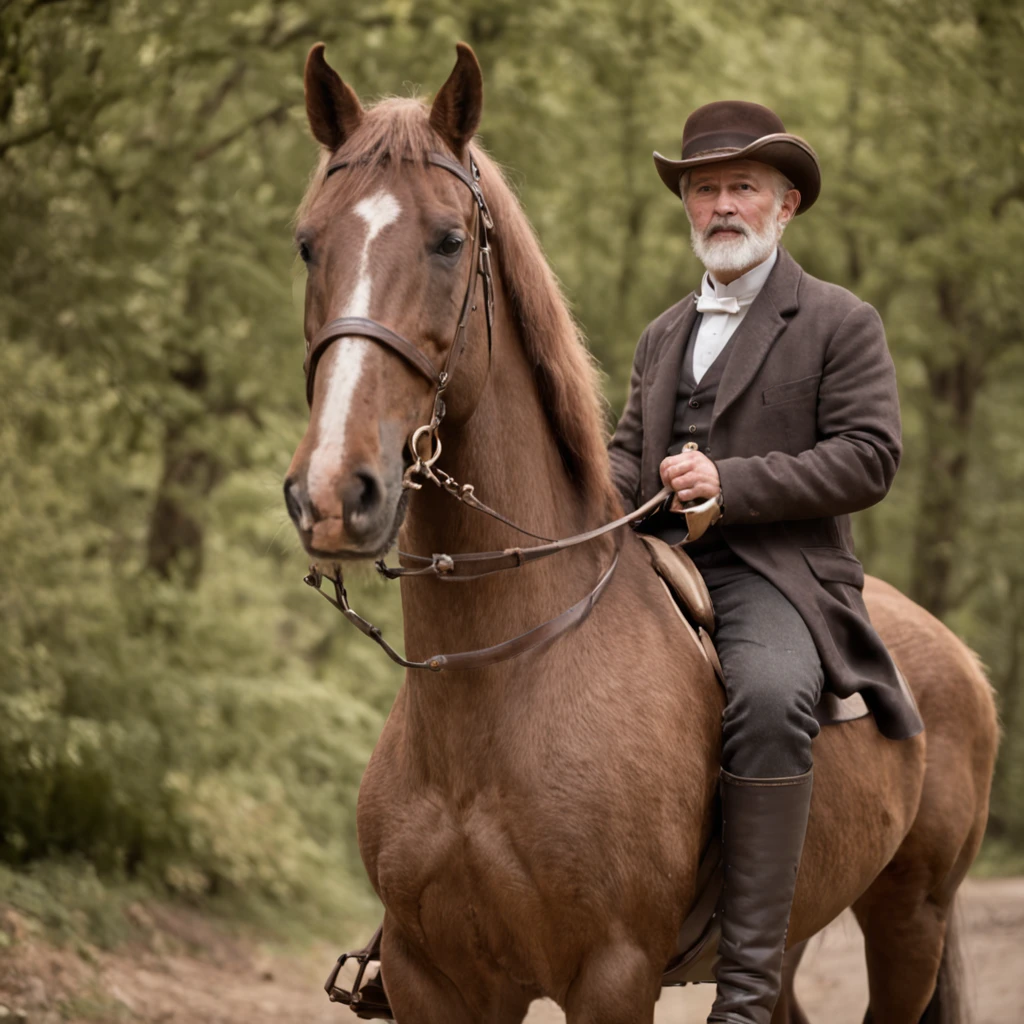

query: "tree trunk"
left=146, top=435, right=223, bottom=588
left=908, top=351, right=980, bottom=619
left=144, top=352, right=224, bottom=588
left=990, top=573, right=1023, bottom=840
left=908, top=274, right=992, bottom=618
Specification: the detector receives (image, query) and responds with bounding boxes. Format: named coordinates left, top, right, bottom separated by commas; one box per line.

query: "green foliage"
left=0, top=0, right=1022, bottom=923
left=0, top=374, right=395, bottom=904
left=0, top=861, right=140, bottom=949
left=0, top=365, right=396, bottom=905
left=973, top=837, right=1024, bottom=879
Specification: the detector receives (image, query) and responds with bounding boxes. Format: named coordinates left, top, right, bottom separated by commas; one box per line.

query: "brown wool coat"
left=609, top=246, right=924, bottom=741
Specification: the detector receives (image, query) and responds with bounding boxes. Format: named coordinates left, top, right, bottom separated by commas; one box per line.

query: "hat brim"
left=653, top=133, right=821, bottom=214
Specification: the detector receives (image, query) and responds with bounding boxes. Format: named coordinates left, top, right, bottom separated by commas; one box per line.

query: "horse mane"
left=297, top=98, right=616, bottom=506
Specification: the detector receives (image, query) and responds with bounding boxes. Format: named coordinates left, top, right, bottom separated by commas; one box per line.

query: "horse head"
left=285, top=43, right=493, bottom=560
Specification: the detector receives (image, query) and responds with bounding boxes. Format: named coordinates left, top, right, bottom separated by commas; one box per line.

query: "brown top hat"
left=653, top=100, right=821, bottom=214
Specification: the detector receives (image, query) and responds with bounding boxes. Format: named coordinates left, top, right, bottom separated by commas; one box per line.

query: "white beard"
left=690, top=210, right=782, bottom=278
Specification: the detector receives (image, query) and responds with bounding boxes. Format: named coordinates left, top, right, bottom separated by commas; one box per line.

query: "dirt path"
left=1, top=878, right=1020, bottom=1023
left=529, top=876, right=1024, bottom=1023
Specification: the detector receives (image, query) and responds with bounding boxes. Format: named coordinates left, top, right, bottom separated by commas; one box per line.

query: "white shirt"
left=692, top=247, right=778, bottom=383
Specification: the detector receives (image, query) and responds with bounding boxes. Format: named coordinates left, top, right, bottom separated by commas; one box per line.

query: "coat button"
left=688, top=424, right=697, bottom=434
left=689, top=399, right=700, bottom=408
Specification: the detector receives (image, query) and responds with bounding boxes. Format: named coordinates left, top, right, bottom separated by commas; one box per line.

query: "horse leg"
left=563, top=943, right=660, bottom=1024
left=381, top=922, right=531, bottom=1024
left=853, top=705, right=990, bottom=1024
left=852, top=872, right=953, bottom=1024
left=857, top=895, right=968, bottom=1024
left=771, top=940, right=811, bottom=1024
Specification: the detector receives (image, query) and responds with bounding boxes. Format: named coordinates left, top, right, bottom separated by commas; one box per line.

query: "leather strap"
left=325, top=151, right=493, bottom=229
left=681, top=494, right=722, bottom=543
left=306, top=316, right=442, bottom=405
left=377, top=485, right=673, bottom=580
left=306, top=552, right=619, bottom=672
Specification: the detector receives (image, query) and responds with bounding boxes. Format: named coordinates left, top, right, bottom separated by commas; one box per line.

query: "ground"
left=0, top=878, right=1020, bottom=1023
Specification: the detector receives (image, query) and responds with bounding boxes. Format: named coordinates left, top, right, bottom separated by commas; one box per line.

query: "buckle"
left=478, top=195, right=494, bottom=230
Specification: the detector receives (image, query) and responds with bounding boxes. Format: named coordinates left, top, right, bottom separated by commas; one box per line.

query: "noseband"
left=301, top=148, right=699, bottom=672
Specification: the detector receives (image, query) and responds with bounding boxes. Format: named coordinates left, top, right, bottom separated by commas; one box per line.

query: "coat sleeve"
left=607, top=327, right=650, bottom=513
left=715, top=302, right=902, bottom=525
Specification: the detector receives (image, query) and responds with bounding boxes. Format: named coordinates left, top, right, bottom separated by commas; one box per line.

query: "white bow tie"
left=696, top=294, right=741, bottom=315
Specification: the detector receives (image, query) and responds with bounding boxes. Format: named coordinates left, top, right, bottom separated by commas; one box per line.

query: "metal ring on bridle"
left=410, top=424, right=442, bottom=467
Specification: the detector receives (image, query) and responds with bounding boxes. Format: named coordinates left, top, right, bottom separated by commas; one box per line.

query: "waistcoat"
left=641, top=312, right=743, bottom=565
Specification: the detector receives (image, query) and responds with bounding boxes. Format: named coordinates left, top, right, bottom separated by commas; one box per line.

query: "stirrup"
left=324, top=925, right=394, bottom=1020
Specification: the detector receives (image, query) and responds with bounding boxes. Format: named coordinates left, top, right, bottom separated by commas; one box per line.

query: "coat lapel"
left=712, top=246, right=802, bottom=426
left=642, top=298, right=697, bottom=499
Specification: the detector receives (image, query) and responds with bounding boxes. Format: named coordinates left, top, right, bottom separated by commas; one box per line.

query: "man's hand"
left=660, top=449, right=721, bottom=510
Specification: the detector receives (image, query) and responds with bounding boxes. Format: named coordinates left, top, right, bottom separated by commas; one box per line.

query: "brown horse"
left=284, top=43, right=998, bottom=1024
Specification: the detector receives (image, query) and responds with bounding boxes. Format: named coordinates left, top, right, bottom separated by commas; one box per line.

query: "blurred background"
left=1, top=0, right=1022, bottom=1015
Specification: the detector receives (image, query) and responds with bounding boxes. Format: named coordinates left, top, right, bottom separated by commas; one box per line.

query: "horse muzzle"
left=285, top=465, right=406, bottom=559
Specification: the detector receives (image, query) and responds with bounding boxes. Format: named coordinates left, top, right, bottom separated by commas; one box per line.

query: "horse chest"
left=365, top=782, right=593, bottom=984
left=355, top=686, right=702, bottom=985
left=371, top=792, right=539, bottom=916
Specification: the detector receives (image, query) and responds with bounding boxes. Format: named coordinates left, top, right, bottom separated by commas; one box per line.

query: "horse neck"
left=396, top=302, right=618, bottom=751
left=404, top=332, right=605, bottom=546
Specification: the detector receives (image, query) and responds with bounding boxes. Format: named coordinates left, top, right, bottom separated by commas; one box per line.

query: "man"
left=608, top=100, right=923, bottom=1023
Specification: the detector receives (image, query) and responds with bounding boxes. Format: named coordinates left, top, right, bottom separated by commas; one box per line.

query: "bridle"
left=304, top=150, right=494, bottom=480
left=300, top=147, right=693, bottom=672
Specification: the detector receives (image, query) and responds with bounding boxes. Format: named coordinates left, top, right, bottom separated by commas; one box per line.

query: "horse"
left=283, top=42, right=999, bottom=1024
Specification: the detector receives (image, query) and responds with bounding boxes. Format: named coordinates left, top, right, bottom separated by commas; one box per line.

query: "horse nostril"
left=351, top=469, right=382, bottom=515
left=284, top=477, right=312, bottom=529
left=342, top=467, right=385, bottom=538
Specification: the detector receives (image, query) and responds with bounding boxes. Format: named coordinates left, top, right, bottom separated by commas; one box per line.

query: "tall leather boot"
left=708, top=768, right=813, bottom=1024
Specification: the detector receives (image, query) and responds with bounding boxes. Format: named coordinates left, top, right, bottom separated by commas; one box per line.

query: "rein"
left=301, top=148, right=713, bottom=672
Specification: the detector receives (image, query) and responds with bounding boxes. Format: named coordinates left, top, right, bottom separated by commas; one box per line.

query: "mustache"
left=704, top=219, right=749, bottom=240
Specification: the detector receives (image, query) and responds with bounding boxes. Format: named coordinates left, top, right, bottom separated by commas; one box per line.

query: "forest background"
left=2, top=0, right=1022, bottom=935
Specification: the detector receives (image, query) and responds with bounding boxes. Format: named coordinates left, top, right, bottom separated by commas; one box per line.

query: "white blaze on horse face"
left=307, top=191, right=402, bottom=507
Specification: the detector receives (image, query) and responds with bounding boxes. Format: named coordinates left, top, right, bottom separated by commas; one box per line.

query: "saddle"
left=638, top=534, right=872, bottom=727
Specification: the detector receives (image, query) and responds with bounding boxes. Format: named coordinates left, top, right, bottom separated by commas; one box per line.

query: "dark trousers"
left=701, top=562, right=823, bottom=779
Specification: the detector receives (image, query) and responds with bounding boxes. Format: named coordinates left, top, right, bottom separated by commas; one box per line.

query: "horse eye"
left=438, top=234, right=463, bottom=257
left=298, top=242, right=311, bottom=264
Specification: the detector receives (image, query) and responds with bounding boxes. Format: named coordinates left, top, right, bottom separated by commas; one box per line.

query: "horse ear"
left=429, top=43, right=483, bottom=158
left=304, top=43, right=363, bottom=151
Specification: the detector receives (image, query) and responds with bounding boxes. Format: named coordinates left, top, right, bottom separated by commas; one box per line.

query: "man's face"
left=682, top=159, right=800, bottom=280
